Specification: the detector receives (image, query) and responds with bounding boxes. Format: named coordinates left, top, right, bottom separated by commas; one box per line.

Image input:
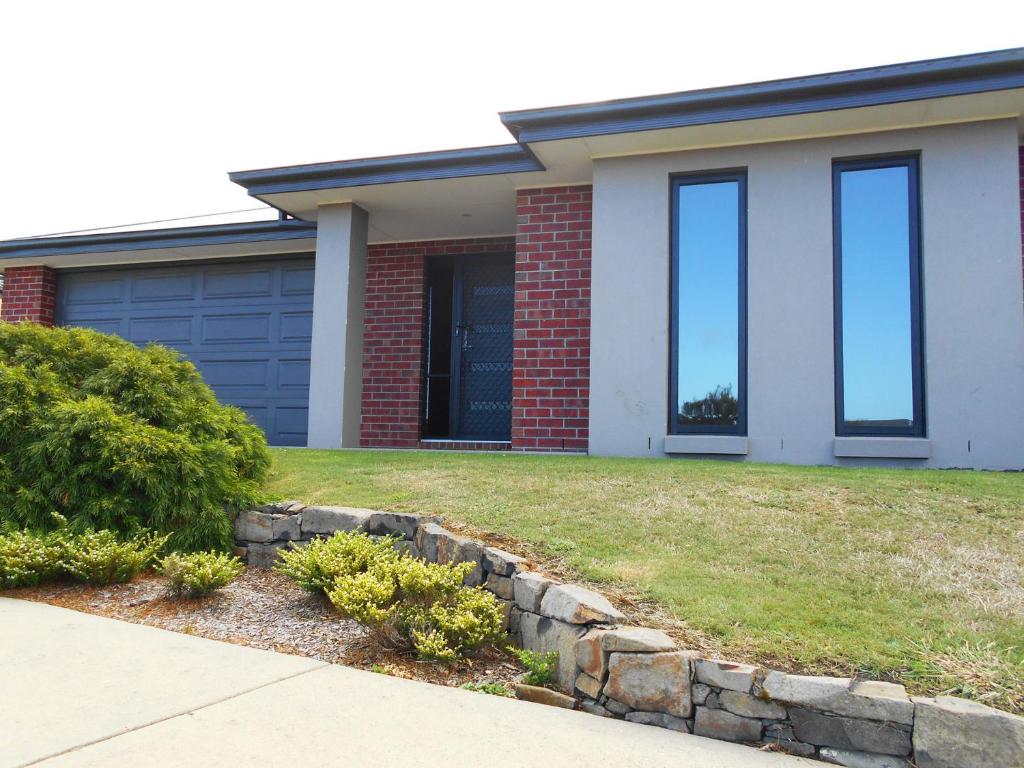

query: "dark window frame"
left=668, top=169, right=748, bottom=436
left=832, top=153, right=925, bottom=438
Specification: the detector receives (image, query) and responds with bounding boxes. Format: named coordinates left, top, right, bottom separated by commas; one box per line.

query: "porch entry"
left=423, top=254, right=514, bottom=441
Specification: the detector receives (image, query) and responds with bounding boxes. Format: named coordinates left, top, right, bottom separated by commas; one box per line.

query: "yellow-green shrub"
left=328, top=554, right=504, bottom=664
left=275, top=531, right=400, bottom=593
left=0, top=529, right=66, bottom=588
left=62, top=530, right=168, bottom=585
left=160, top=551, right=244, bottom=597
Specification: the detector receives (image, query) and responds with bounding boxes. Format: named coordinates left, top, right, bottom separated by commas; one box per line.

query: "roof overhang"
left=0, top=220, right=317, bottom=270
left=499, top=48, right=1024, bottom=143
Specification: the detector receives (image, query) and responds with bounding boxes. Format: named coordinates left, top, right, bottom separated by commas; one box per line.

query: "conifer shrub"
left=0, top=323, right=269, bottom=551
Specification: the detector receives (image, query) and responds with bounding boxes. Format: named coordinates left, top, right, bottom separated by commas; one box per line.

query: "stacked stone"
left=234, top=502, right=1024, bottom=768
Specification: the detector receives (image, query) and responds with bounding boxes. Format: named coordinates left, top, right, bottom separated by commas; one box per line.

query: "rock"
left=257, top=500, right=301, bottom=514
left=601, top=626, right=675, bottom=654
left=694, top=659, right=759, bottom=693
left=704, top=692, right=720, bottom=709
left=625, top=711, right=692, bottom=733
left=540, top=583, right=624, bottom=625
left=482, top=547, right=526, bottom=576
left=575, top=628, right=610, bottom=679
left=762, top=673, right=914, bottom=725
left=513, top=683, right=575, bottom=710
left=496, top=599, right=512, bottom=633
left=693, top=707, right=762, bottom=742
left=604, top=698, right=632, bottom=716
left=271, top=514, right=300, bottom=541
left=790, top=708, right=911, bottom=756
left=575, top=672, right=603, bottom=699
left=246, top=542, right=289, bottom=569
left=769, top=740, right=818, bottom=758
left=603, top=651, right=693, bottom=719
left=912, top=695, right=1024, bottom=768
left=235, top=510, right=276, bottom=543
left=517, top=612, right=586, bottom=691
left=765, top=722, right=797, bottom=741
left=819, top=748, right=911, bottom=767
left=513, top=571, right=553, bottom=613
left=414, top=522, right=448, bottom=562
left=459, top=541, right=485, bottom=586
left=580, top=700, right=613, bottom=717
left=392, top=540, right=419, bottom=558
left=366, top=511, right=423, bottom=540
left=509, top=607, right=523, bottom=642
left=434, top=529, right=471, bottom=564
left=233, top=545, right=248, bottom=560
left=691, top=683, right=712, bottom=706
left=300, top=506, right=373, bottom=536
left=484, top=573, right=515, bottom=601
left=718, top=690, right=787, bottom=720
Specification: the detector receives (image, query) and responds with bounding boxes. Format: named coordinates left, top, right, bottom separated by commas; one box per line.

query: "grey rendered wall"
left=589, top=119, right=1024, bottom=469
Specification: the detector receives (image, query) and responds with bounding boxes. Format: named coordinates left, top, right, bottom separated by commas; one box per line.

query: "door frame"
left=445, top=253, right=515, bottom=441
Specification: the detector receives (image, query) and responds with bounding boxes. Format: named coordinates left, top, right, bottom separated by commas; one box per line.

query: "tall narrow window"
left=670, top=171, right=747, bottom=435
left=833, top=156, right=924, bottom=436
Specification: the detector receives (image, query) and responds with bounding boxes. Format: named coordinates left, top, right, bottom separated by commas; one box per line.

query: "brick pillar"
left=511, top=185, right=592, bottom=452
left=1, top=266, right=57, bottom=326
left=360, top=243, right=428, bottom=448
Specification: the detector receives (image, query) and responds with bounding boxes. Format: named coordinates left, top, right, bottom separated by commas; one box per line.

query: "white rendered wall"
left=589, top=119, right=1024, bottom=469
left=306, top=204, right=368, bottom=448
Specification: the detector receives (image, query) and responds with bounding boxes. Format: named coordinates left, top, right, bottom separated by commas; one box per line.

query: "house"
left=2, top=48, right=1023, bottom=469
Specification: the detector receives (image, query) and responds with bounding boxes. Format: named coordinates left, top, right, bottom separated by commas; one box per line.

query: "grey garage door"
left=56, top=256, right=314, bottom=446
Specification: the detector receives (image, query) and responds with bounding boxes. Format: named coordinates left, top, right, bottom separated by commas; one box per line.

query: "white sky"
left=1, top=0, right=1020, bottom=241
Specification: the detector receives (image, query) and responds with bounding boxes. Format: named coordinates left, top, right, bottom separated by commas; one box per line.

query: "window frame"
left=668, top=169, right=748, bottom=437
left=832, top=153, right=925, bottom=438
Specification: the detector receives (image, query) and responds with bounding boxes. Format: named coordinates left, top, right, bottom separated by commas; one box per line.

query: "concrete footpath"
left=0, top=597, right=812, bottom=768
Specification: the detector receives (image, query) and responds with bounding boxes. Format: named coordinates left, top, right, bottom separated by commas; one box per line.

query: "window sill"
left=664, top=435, right=749, bottom=455
left=833, top=437, right=930, bottom=459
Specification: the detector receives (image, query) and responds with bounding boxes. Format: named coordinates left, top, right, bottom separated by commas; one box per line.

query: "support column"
left=1, top=266, right=57, bottom=325
left=306, top=203, right=369, bottom=448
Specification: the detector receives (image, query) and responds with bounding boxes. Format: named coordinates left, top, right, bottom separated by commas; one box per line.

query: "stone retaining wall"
left=235, top=502, right=1024, bottom=768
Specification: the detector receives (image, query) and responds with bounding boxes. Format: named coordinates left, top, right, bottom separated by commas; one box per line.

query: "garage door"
left=56, top=256, right=315, bottom=446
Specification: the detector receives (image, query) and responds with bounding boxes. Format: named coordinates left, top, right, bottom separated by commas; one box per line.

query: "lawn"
left=266, top=448, right=1024, bottom=710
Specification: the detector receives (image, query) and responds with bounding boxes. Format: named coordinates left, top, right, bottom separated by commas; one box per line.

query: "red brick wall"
left=1, top=266, right=57, bottom=325
left=511, top=185, right=592, bottom=452
left=360, top=237, right=515, bottom=448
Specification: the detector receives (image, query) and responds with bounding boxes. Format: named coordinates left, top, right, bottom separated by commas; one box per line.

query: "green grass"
left=266, top=448, right=1024, bottom=710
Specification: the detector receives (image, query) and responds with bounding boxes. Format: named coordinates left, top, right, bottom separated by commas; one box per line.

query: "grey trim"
left=664, top=435, right=750, bottom=455
left=833, top=437, right=931, bottom=459
left=229, top=144, right=545, bottom=196
left=0, top=220, right=317, bottom=261
left=500, top=48, right=1024, bottom=142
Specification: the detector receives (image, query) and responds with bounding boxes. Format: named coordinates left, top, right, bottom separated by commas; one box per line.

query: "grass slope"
left=267, top=448, right=1024, bottom=710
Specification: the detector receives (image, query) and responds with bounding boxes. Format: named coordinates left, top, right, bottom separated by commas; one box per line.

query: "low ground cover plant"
left=509, top=647, right=558, bottom=688
left=160, top=551, right=244, bottom=597
left=0, top=529, right=66, bottom=588
left=277, top=531, right=504, bottom=663
left=0, top=528, right=167, bottom=587
left=459, top=682, right=514, bottom=697
left=0, top=323, right=269, bottom=551
left=59, top=530, right=168, bottom=586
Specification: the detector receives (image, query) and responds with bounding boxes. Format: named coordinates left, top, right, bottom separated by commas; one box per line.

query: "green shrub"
left=509, top=647, right=559, bottom=687
left=160, top=551, right=244, bottom=597
left=62, top=530, right=168, bottom=585
left=0, top=529, right=66, bottom=588
left=327, top=549, right=504, bottom=664
left=0, top=323, right=270, bottom=551
left=460, top=682, right=514, bottom=697
left=275, top=531, right=400, bottom=593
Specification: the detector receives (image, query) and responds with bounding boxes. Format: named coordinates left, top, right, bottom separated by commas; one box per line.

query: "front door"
left=450, top=256, right=514, bottom=440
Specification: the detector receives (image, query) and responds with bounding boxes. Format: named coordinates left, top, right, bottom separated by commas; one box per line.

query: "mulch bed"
left=4, top=568, right=524, bottom=690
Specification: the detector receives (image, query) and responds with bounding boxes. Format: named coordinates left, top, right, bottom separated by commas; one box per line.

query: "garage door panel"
left=57, top=257, right=314, bottom=446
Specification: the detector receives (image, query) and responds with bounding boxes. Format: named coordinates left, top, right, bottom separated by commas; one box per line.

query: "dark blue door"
left=451, top=256, right=514, bottom=440
left=55, top=257, right=314, bottom=446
